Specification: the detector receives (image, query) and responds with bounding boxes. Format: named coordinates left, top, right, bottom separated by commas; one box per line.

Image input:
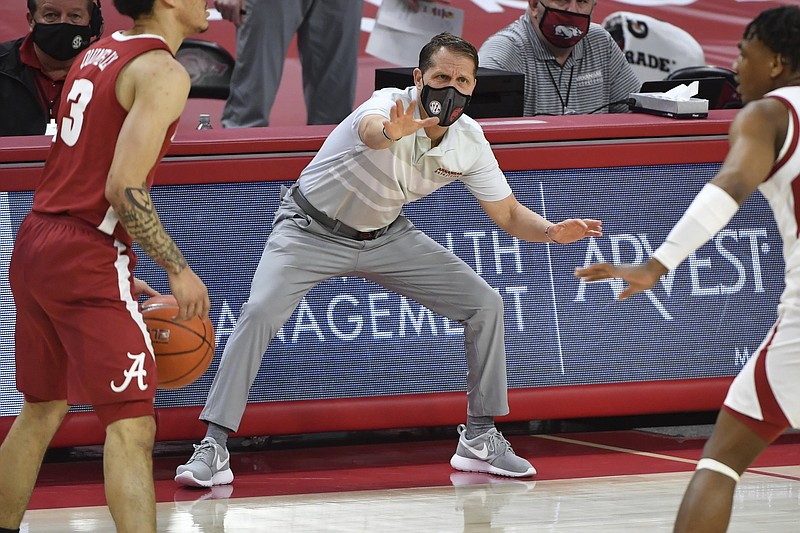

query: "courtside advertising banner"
left=0, top=162, right=781, bottom=415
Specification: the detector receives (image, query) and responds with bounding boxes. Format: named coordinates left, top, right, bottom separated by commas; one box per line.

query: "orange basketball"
left=140, top=294, right=215, bottom=389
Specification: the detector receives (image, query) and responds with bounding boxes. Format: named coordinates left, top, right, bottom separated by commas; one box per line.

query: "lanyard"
left=545, top=62, right=576, bottom=115
left=32, top=74, right=58, bottom=121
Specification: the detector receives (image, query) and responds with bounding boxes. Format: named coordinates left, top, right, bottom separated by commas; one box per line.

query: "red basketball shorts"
left=9, top=212, right=157, bottom=419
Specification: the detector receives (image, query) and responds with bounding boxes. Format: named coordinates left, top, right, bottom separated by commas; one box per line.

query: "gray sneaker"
left=174, top=437, right=234, bottom=488
left=450, top=424, right=536, bottom=478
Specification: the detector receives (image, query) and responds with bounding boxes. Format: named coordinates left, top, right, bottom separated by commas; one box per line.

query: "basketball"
left=140, top=294, right=215, bottom=389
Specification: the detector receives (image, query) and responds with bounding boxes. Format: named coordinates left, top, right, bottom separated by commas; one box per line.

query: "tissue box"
left=629, top=92, right=709, bottom=119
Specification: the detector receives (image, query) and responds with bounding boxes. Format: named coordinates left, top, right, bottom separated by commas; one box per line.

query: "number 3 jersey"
left=32, top=32, right=179, bottom=248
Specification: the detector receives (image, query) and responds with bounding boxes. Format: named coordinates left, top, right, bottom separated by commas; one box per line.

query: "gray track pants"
left=200, top=190, right=509, bottom=432
left=221, top=0, right=363, bottom=127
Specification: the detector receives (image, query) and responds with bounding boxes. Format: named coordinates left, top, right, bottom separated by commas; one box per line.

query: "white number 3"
left=60, top=78, right=94, bottom=147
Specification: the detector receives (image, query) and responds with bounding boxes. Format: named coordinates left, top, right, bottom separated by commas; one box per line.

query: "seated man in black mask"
left=0, top=0, right=103, bottom=136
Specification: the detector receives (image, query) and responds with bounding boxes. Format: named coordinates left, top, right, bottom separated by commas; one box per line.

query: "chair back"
left=176, top=39, right=235, bottom=100
left=667, top=66, right=742, bottom=109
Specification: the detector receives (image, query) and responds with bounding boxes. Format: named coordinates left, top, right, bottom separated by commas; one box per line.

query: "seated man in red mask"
left=479, top=0, right=640, bottom=116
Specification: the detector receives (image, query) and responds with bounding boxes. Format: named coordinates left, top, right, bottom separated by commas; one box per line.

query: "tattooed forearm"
left=115, top=186, right=188, bottom=274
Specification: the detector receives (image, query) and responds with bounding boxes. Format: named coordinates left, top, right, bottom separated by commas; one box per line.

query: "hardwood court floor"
left=19, top=424, right=800, bottom=532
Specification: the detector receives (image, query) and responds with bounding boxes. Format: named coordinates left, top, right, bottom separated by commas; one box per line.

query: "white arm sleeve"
left=651, top=183, right=740, bottom=271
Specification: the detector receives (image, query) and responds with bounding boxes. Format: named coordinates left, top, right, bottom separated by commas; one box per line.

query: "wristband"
left=382, top=126, right=401, bottom=142
left=544, top=224, right=556, bottom=243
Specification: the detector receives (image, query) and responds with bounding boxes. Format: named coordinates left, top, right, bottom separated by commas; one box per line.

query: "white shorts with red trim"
left=724, top=306, right=799, bottom=437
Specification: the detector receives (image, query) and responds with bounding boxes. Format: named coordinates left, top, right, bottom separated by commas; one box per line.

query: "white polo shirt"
left=297, top=86, right=513, bottom=231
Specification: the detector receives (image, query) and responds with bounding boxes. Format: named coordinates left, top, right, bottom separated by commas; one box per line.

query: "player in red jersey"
left=0, top=0, right=210, bottom=531
left=576, top=6, right=800, bottom=533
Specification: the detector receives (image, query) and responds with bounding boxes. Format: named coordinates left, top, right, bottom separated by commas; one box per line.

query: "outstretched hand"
left=548, top=218, right=603, bottom=244
left=574, top=260, right=668, bottom=301
left=383, top=100, right=440, bottom=141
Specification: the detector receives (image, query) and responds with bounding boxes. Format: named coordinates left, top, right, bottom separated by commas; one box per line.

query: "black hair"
left=113, top=0, right=155, bottom=19
left=743, top=5, right=800, bottom=72
left=418, top=32, right=479, bottom=75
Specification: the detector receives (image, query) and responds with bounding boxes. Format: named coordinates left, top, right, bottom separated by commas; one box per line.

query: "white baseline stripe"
left=533, top=434, right=699, bottom=465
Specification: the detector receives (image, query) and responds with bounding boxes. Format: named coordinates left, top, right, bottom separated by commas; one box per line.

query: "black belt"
left=291, top=187, right=391, bottom=241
